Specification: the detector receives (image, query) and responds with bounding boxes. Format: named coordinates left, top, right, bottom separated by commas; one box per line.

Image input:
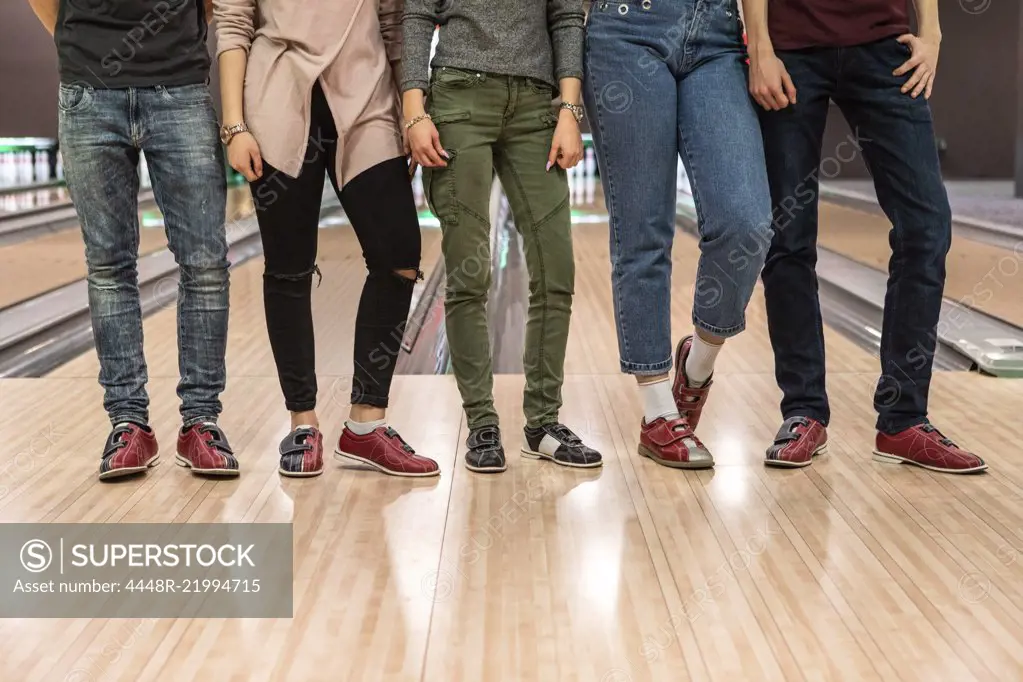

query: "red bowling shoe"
left=99, top=423, right=159, bottom=480
left=335, top=426, right=439, bottom=477
left=638, top=417, right=714, bottom=469
left=764, top=417, right=828, bottom=468
left=874, top=423, right=987, bottom=474
left=672, top=335, right=712, bottom=430
left=176, top=423, right=239, bottom=476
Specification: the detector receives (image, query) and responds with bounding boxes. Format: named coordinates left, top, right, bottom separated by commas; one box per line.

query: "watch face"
left=220, top=127, right=231, bottom=145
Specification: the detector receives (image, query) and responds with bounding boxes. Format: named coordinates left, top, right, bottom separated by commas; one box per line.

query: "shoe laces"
left=921, top=424, right=957, bottom=449
left=384, top=427, right=416, bottom=454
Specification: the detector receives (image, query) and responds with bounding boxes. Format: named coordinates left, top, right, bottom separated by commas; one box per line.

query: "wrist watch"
left=220, top=122, right=249, bottom=145
left=560, top=102, right=584, bottom=123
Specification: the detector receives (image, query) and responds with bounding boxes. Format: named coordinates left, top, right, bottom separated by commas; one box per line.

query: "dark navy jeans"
left=58, top=83, right=229, bottom=427
left=758, top=38, right=952, bottom=434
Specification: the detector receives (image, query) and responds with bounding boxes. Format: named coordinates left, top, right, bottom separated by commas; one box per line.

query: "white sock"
left=345, top=418, right=386, bottom=436
left=639, top=379, right=680, bottom=423
left=293, top=424, right=316, bottom=431
left=685, top=334, right=723, bottom=386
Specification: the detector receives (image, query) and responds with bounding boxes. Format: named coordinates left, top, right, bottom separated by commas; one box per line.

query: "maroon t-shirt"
left=768, top=0, right=911, bottom=50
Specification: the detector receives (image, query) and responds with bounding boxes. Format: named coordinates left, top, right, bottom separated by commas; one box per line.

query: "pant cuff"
left=692, top=315, right=746, bottom=339
left=353, top=393, right=389, bottom=408
left=782, top=410, right=830, bottom=428
left=466, top=416, right=500, bottom=431
left=285, top=401, right=317, bottom=413
left=876, top=415, right=928, bottom=435
left=620, top=359, right=672, bottom=375
left=110, top=414, right=149, bottom=427
left=182, top=415, right=218, bottom=428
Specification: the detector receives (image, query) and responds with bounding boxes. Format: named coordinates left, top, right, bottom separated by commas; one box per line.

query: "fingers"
left=251, top=150, right=263, bottom=180
left=232, top=155, right=258, bottom=182
left=782, top=71, right=798, bottom=105
left=753, top=86, right=788, bottom=111
left=902, top=65, right=927, bottom=96
left=909, top=69, right=930, bottom=98
left=751, top=88, right=774, bottom=111
left=547, top=143, right=560, bottom=172
left=411, top=127, right=448, bottom=168
left=924, top=73, right=935, bottom=100
left=893, top=55, right=921, bottom=77
left=557, top=146, right=582, bottom=170
left=769, top=86, right=790, bottom=110
left=416, top=144, right=443, bottom=168
left=429, top=130, right=449, bottom=167
left=751, top=75, right=793, bottom=111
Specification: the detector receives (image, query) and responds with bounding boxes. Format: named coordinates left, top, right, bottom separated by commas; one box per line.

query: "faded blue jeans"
left=58, top=83, right=229, bottom=427
left=583, top=0, right=772, bottom=375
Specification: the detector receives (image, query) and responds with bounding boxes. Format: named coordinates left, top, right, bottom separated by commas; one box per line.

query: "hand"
left=894, top=33, right=941, bottom=99
left=407, top=118, right=449, bottom=168
left=749, top=49, right=797, bottom=111
left=547, top=113, right=583, bottom=171
left=227, top=132, right=263, bottom=181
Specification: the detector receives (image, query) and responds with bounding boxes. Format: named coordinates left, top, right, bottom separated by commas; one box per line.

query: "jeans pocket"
left=431, top=112, right=471, bottom=127
left=157, top=84, right=211, bottom=106
left=526, top=78, right=554, bottom=98
left=431, top=67, right=484, bottom=90
left=57, top=83, right=94, bottom=113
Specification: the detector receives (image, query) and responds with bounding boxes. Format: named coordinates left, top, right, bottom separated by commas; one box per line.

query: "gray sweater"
left=401, top=0, right=586, bottom=93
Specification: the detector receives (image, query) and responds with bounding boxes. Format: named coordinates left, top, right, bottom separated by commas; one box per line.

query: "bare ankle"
left=291, top=411, right=319, bottom=430
left=349, top=404, right=386, bottom=423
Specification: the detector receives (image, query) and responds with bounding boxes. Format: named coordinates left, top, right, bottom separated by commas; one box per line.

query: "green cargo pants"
left=423, top=67, right=574, bottom=430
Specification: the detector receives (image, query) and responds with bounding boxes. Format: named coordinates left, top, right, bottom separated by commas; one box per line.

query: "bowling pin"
left=17, top=151, right=30, bottom=185
left=35, top=150, right=50, bottom=183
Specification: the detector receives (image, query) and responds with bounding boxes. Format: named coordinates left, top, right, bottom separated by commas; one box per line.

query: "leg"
left=138, top=85, right=228, bottom=427
left=758, top=50, right=837, bottom=426
left=331, top=152, right=440, bottom=478
left=336, top=155, right=423, bottom=410
left=583, top=4, right=714, bottom=470
left=676, top=53, right=773, bottom=341
left=58, top=85, right=149, bottom=426
left=489, top=79, right=601, bottom=469
left=248, top=100, right=331, bottom=421
left=834, top=39, right=952, bottom=434
left=583, top=6, right=679, bottom=377
left=669, top=8, right=775, bottom=431
left=423, top=69, right=501, bottom=430
left=493, top=81, right=573, bottom=429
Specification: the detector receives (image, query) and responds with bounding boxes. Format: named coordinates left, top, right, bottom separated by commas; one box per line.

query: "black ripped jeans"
left=250, top=83, right=421, bottom=411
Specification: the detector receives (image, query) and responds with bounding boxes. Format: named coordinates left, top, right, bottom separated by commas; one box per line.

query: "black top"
left=55, top=0, right=211, bottom=88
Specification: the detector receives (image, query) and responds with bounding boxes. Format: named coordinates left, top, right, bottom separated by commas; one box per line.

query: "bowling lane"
left=0, top=185, right=71, bottom=216
left=0, top=186, right=252, bottom=309
left=8, top=203, right=1023, bottom=682
left=51, top=221, right=444, bottom=381
left=818, top=202, right=1023, bottom=329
